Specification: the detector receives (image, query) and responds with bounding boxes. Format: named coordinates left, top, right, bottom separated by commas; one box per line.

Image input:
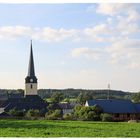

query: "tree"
left=74, top=105, right=82, bottom=118
left=63, top=113, right=74, bottom=120
left=8, top=108, right=25, bottom=117
left=16, top=89, right=24, bottom=94
left=92, top=104, right=103, bottom=115
left=45, top=109, right=62, bottom=120
left=62, top=98, right=70, bottom=103
left=74, top=106, right=103, bottom=121
left=52, top=109, right=62, bottom=118
left=50, top=92, right=64, bottom=103
left=101, top=113, right=113, bottom=122
left=131, top=92, right=140, bottom=103
left=8, top=108, right=18, bottom=116
left=25, top=109, right=40, bottom=119
left=77, top=92, right=93, bottom=105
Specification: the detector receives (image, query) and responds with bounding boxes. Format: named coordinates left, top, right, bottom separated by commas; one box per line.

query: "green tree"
left=8, top=108, right=25, bottom=117
left=25, top=109, right=40, bottom=119
left=62, top=98, right=70, bottom=103
left=45, top=109, right=62, bottom=120
left=74, top=105, right=82, bottom=118
left=63, top=113, right=74, bottom=120
left=92, top=104, right=103, bottom=115
left=132, top=92, right=140, bottom=103
left=77, top=92, right=93, bottom=105
left=8, top=108, right=18, bottom=116
left=50, top=92, right=64, bottom=103
left=16, top=89, right=24, bottom=94
left=101, top=113, right=113, bottom=122
left=74, top=106, right=103, bottom=121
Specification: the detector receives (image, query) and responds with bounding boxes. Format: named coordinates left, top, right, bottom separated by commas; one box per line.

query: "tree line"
left=0, top=88, right=140, bottom=103
left=7, top=105, right=113, bottom=122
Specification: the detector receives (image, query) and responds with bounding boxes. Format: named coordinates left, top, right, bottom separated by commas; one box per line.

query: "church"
left=0, top=41, right=47, bottom=117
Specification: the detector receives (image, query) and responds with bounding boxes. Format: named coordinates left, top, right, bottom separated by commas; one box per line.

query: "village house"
left=58, top=102, right=73, bottom=114
left=85, top=99, right=140, bottom=121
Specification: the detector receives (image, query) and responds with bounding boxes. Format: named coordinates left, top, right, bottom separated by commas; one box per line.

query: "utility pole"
left=107, top=83, right=110, bottom=100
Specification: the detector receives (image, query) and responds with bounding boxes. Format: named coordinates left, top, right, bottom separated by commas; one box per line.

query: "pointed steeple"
left=25, top=40, right=37, bottom=84
left=28, top=40, right=35, bottom=77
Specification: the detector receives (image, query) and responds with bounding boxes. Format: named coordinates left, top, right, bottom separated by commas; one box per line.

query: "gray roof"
left=86, top=99, right=137, bottom=113
left=0, top=95, right=48, bottom=116
left=25, top=41, right=37, bottom=83
left=134, top=103, right=140, bottom=113
left=58, top=103, right=72, bottom=109
left=28, top=40, right=35, bottom=77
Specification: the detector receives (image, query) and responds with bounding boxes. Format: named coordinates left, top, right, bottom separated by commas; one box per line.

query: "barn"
left=85, top=99, right=140, bottom=121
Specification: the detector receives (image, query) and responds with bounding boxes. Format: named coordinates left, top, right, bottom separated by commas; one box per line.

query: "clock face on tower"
left=30, top=79, right=33, bottom=82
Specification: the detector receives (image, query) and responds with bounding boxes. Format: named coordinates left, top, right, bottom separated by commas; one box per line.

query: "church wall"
left=25, top=83, right=37, bottom=95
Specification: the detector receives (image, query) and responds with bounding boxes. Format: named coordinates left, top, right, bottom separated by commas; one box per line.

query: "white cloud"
left=82, top=4, right=140, bottom=69
left=116, top=9, right=140, bottom=36
left=0, top=26, right=79, bottom=42
left=106, top=39, right=140, bottom=69
left=84, top=4, right=140, bottom=42
left=96, top=4, right=136, bottom=16
left=84, top=24, right=113, bottom=42
left=32, top=27, right=79, bottom=42
left=84, top=24, right=107, bottom=35
left=71, top=47, right=103, bottom=60
left=85, top=4, right=140, bottom=41
left=0, top=26, right=32, bottom=39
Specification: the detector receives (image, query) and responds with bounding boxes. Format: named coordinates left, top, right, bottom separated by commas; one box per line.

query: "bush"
left=74, top=106, right=102, bottom=121
left=8, top=108, right=25, bottom=117
left=87, top=111, right=101, bottom=121
left=93, top=105, right=103, bottom=114
left=101, top=113, right=113, bottom=122
left=74, top=105, right=82, bottom=118
left=62, top=98, right=70, bottom=103
left=8, top=108, right=18, bottom=116
left=45, top=109, right=62, bottom=120
left=25, top=109, right=40, bottom=119
left=63, top=113, right=74, bottom=120
left=45, top=114, right=57, bottom=120
left=54, top=109, right=62, bottom=119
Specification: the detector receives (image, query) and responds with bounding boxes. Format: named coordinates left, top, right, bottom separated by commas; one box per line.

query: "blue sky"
left=0, top=3, right=140, bottom=92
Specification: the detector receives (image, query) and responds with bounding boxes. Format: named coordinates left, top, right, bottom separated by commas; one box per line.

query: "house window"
left=31, top=84, right=33, bottom=89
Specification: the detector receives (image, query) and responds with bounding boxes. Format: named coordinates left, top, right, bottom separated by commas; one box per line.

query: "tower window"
left=31, top=84, right=33, bottom=89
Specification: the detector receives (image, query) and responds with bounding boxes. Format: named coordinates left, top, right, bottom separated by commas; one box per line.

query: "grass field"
left=0, top=119, right=140, bottom=137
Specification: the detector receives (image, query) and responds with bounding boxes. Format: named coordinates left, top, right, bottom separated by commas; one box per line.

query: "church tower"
left=25, top=40, right=38, bottom=96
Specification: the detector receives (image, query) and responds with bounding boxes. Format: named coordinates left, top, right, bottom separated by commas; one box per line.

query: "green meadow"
left=0, top=119, right=140, bottom=137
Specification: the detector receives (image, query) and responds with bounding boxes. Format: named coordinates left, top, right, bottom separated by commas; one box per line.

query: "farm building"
left=85, top=99, right=140, bottom=121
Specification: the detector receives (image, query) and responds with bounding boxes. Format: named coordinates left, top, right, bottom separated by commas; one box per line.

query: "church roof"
left=25, top=41, right=37, bottom=83
left=86, top=99, right=137, bottom=113
left=0, top=95, right=48, bottom=116
left=28, top=40, right=35, bottom=77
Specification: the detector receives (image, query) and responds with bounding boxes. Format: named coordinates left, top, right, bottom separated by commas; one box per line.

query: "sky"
left=0, top=3, right=140, bottom=92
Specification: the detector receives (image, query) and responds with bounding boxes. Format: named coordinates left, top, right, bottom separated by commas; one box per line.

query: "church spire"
left=28, top=40, right=35, bottom=77
left=25, top=40, right=37, bottom=84
left=25, top=40, right=37, bottom=96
